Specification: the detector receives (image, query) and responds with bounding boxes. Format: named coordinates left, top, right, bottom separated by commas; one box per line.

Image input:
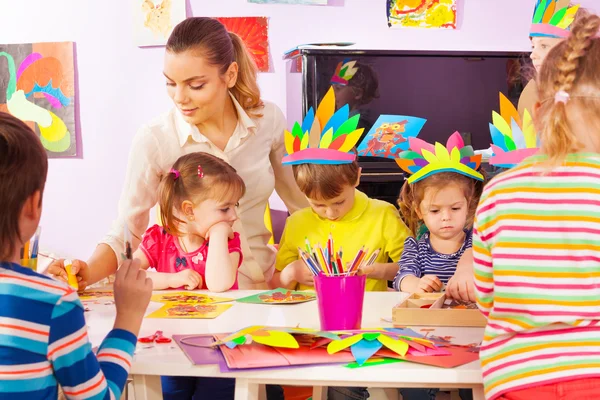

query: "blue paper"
left=489, top=124, right=508, bottom=152
left=356, top=115, right=427, bottom=159
left=384, top=327, right=425, bottom=338
left=350, top=339, right=383, bottom=366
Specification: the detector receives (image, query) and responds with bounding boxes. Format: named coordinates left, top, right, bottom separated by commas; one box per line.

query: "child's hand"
left=47, top=258, right=90, bottom=291
left=417, top=275, right=443, bottom=293
left=206, top=221, right=234, bottom=240
left=113, top=259, right=152, bottom=336
left=446, top=270, right=476, bottom=302
left=169, top=269, right=203, bottom=290
left=283, top=260, right=314, bottom=287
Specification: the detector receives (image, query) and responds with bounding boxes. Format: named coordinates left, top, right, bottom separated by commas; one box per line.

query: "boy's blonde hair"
left=536, top=14, right=600, bottom=165
left=292, top=159, right=360, bottom=200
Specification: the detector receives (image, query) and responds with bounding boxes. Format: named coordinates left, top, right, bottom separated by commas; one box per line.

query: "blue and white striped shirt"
left=393, top=230, right=472, bottom=291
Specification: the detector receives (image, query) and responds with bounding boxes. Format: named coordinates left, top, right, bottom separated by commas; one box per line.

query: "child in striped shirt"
left=395, top=170, right=484, bottom=294
left=0, top=112, right=152, bottom=399
left=474, top=14, right=600, bottom=400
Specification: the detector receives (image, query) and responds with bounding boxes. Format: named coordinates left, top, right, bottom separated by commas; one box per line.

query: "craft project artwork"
left=133, top=0, right=186, bottom=47
left=489, top=93, right=539, bottom=168
left=146, top=302, right=232, bottom=319
left=79, top=290, right=114, bottom=300
left=330, top=59, right=359, bottom=86
left=530, top=0, right=581, bottom=38
left=216, top=17, right=270, bottom=73
left=387, top=0, right=458, bottom=29
left=396, top=131, right=484, bottom=184
left=236, top=288, right=316, bottom=304
left=282, top=86, right=364, bottom=166
left=0, top=42, right=77, bottom=157
left=151, top=292, right=234, bottom=304
left=247, top=0, right=326, bottom=4
left=214, top=326, right=341, bottom=349
left=356, top=115, right=427, bottom=159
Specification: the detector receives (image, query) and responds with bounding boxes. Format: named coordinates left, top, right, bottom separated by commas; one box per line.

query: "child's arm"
left=204, top=222, right=239, bottom=292
left=446, top=248, right=476, bottom=302
left=393, top=237, right=442, bottom=293
left=134, top=243, right=203, bottom=290
left=360, top=262, right=400, bottom=281
left=272, top=260, right=314, bottom=289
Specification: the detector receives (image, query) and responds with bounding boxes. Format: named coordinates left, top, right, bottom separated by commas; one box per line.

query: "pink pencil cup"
left=314, top=274, right=367, bottom=330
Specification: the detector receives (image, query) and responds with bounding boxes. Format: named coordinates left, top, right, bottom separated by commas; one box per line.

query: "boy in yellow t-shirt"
left=269, top=87, right=411, bottom=292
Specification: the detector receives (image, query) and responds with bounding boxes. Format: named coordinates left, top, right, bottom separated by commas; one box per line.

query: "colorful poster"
left=147, top=303, right=232, bottom=319
left=0, top=42, right=77, bottom=157
left=387, top=0, right=457, bottom=29
left=248, top=0, right=327, bottom=4
left=236, top=289, right=316, bottom=304
left=357, top=115, right=427, bottom=159
left=79, top=290, right=114, bottom=301
left=151, top=292, right=233, bottom=304
left=133, top=0, right=187, bottom=47
left=216, top=17, right=270, bottom=73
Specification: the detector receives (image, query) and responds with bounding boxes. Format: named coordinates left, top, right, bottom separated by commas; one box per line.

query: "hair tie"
left=170, top=168, right=180, bottom=180
left=555, top=90, right=570, bottom=104
left=197, top=165, right=204, bottom=178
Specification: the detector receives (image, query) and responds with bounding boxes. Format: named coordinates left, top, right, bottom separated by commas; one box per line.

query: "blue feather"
left=489, top=124, right=509, bottom=152
left=301, top=107, right=316, bottom=135
left=322, top=104, right=350, bottom=138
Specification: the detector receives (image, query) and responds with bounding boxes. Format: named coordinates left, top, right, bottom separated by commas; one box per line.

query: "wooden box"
left=392, top=293, right=487, bottom=327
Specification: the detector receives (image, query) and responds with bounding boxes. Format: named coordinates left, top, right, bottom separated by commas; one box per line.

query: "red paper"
left=215, top=17, right=269, bottom=72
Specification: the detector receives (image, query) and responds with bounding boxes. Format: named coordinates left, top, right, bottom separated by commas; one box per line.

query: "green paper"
left=363, top=332, right=380, bottom=341
left=292, top=121, right=303, bottom=138
left=504, top=135, right=517, bottom=151
left=549, top=6, right=568, bottom=26
left=233, top=336, right=246, bottom=345
left=236, top=288, right=316, bottom=305
left=399, top=150, right=423, bottom=160
left=345, top=358, right=404, bottom=369
left=533, top=0, right=548, bottom=24
left=333, top=114, right=360, bottom=139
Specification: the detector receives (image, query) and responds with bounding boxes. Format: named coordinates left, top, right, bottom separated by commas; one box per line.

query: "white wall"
left=0, top=0, right=596, bottom=259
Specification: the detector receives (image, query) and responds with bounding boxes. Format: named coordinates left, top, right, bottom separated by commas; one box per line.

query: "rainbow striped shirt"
left=474, top=154, right=600, bottom=400
left=0, top=262, right=136, bottom=399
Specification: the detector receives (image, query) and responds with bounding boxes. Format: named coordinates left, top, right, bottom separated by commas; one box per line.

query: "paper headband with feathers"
left=396, top=132, right=484, bottom=184
left=282, top=87, right=365, bottom=165
left=331, top=59, right=359, bottom=86
left=530, top=0, right=580, bottom=38
left=488, top=93, right=539, bottom=168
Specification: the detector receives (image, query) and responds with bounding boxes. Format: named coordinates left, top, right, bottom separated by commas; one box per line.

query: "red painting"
left=216, top=17, right=269, bottom=72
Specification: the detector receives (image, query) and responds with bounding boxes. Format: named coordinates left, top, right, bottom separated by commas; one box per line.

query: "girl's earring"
left=187, top=214, right=195, bottom=221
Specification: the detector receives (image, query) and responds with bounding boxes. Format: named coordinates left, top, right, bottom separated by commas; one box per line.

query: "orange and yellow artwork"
left=0, top=42, right=77, bottom=157
left=150, top=292, right=234, bottom=304
left=146, top=302, right=233, bottom=319
left=387, top=0, right=457, bottom=29
left=216, top=17, right=270, bottom=72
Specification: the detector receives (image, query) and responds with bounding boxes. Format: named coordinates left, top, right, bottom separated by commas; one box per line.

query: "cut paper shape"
left=387, top=0, right=458, bottom=29
left=133, top=0, right=186, bottom=47
left=530, top=0, right=580, bottom=38
left=327, top=332, right=417, bottom=366
left=396, top=132, right=484, bottom=184
left=146, top=302, right=232, bottom=319
left=216, top=17, right=270, bottom=73
left=351, top=339, right=383, bottom=366
left=151, top=292, right=234, bottom=304
left=331, top=59, right=359, bottom=86
left=0, top=42, right=77, bottom=157
left=356, top=115, right=427, bottom=159
left=488, top=93, right=539, bottom=168
left=248, top=0, right=326, bottom=4
left=236, top=288, right=316, bottom=304
left=282, top=87, right=365, bottom=165
left=215, top=326, right=340, bottom=349
left=78, top=290, right=114, bottom=300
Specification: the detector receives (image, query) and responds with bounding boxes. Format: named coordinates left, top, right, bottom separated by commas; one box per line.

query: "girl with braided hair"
left=474, top=13, right=600, bottom=400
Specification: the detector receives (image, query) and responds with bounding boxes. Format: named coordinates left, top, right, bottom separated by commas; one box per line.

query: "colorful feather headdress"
left=396, top=132, right=484, bottom=184
left=488, top=93, right=538, bottom=168
left=282, top=87, right=365, bottom=166
left=331, top=59, right=359, bottom=86
left=530, top=0, right=580, bottom=38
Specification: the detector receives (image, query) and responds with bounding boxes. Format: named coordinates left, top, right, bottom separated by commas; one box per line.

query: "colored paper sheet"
left=350, top=339, right=383, bottom=365
left=146, top=302, right=232, bottom=319
left=133, top=0, right=186, bottom=47
left=387, top=0, right=458, bottom=29
left=0, top=42, right=77, bottom=157
left=151, top=292, right=234, bottom=304
left=215, top=17, right=270, bottom=72
left=236, top=288, right=316, bottom=304
left=357, top=115, right=427, bottom=159
left=79, top=290, right=114, bottom=300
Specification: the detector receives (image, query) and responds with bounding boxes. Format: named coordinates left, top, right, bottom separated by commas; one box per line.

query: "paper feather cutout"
left=530, top=0, right=580, bottom=38
left=331, top=59, right=359, bottom=86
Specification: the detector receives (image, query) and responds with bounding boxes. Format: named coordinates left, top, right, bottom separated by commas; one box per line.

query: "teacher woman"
left=48, top=17, right=307, bottom=290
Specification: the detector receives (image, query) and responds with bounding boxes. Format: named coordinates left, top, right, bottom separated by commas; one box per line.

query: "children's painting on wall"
left=216, top=17, right=270, bottom=73
left=387, top=0, right=458, bottom=29
left=0, top=42, right=77, bottom=157
left=248, top=0, right=326, bottom=5
left=133, top=0, right=186, bottom=47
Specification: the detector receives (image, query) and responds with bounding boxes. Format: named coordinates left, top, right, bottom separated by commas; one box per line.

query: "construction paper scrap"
left=351, top=339, right=383, bottom=365
left=357, top=115, right=427, bottom=159
left=133, top=0, right=186, bottom=47
left=346, top=357, right=404, bottom=369
left=385, top=327, right=425, bottom=338
left=376, top=345, right=479, bottom=368
left=407, top=346, right=452, bottom=357
left=387, top=0, right=457, bottom=29
left=248, top=0, right=326, bottom=4
left=0, top=42, right=77, bottom=157
left=378, top=334, right=409, bottom=357
left=327, top=334, right=364, bottom=354
left=251, top=330, right=299, bottom=349
left=215, top=17, right=269, bottom=72
left=173, top=334, right=229, bottom=370
left=146, top=302, right=232, bottom=319
left=151, top=292, right=233, bottom=304
left=79, top=290, right=114, bottom=300
left=236, top=288, right=316, bottom=304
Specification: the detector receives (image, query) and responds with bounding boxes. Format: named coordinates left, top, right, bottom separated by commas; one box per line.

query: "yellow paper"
left=316, top=88, right=335, bottom=136
left=377, top=334, right=409, bottom=357
left=251, top=330, right=299, bottom=349
left=327, top=334, right=364, bottom=354
left=146, top=302, right=232, bottom=319
left=151, top=292, right=233, bottom=304
left=337, top=128, right=364, bottom=153
left=79, top=290, right=114, bottom=300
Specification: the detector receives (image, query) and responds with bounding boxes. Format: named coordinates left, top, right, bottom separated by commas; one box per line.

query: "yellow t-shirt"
left=275, top=190, right=411, bottom=291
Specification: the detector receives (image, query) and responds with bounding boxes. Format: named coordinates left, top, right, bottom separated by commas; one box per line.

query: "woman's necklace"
left=178, top=236, right=190, bottom=253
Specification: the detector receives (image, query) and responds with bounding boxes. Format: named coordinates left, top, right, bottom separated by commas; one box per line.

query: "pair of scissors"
left=138, top=330, right=172, bottom=344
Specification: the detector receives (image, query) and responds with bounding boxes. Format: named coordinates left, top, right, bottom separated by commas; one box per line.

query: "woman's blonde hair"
left=536, top=14, right=600, bottom=165
left=159, top=152, right=246, bottom=236
left=398, top=172, right=485, bottom=235
left=166, top=17, right=263, bottom=117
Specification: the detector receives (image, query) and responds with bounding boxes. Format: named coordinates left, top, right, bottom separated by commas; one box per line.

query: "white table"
left=84, top=291, right=485, bottom=400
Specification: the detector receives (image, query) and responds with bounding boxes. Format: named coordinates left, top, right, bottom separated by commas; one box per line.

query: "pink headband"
left=170, top=168, right=180, bottom=180
left=555, top=90, right=570, bottom=104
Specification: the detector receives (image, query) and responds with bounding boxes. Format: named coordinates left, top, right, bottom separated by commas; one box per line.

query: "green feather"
left=504, top=135, right=517, bottom=151
left=291, top=121, right=303, bottom=138
left=459, top=146, right=475, bottom=158
left=333, top=114, right=360, bottom=139
left=549, top=6, right=567, bottom=26
left=533, top=0, right=548, bottom=24
left=399, top=150, right=423, bottom=160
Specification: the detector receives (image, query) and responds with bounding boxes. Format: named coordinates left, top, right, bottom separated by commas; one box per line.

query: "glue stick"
left=64, top=259, right=79, bottom=291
